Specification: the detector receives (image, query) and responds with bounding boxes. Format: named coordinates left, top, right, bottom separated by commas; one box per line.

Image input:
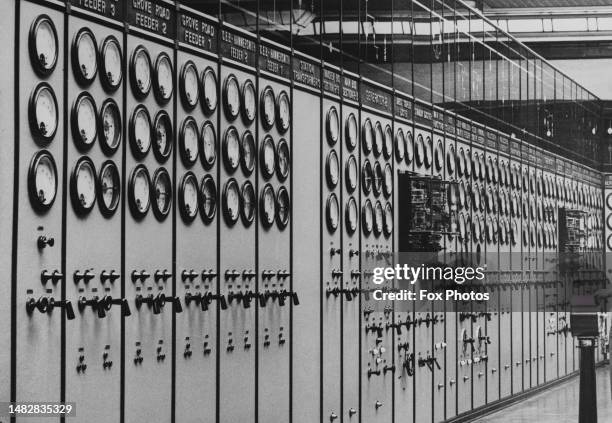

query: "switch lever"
left=49, top=298, right=75, bottom=320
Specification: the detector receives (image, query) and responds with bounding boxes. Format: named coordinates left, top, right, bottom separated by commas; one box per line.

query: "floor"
left=474, top=366, right=611, bottom=422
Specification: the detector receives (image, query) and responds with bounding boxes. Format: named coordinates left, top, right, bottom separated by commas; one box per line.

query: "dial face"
left=29, top=83, right=58, bottom=144
left=405, top=132, right=414, bottom=164
left=260, top=136, right=276, bottom=179
left=447, top=146, right=456, bottom=175
left=71, top=93, right=98, bottom=150
left=223, top=74, right=241, bottom=121
left=260, top=184, right=276, bottom=228
left=71, top=157, right=97, bottom=215
left=153, top=111, right=173, bottom=163
left=345, top=155, right=358, bottom=193
left=152, top=168, right=172, bottom=220
left=242, top=79, right=257, bottom=124
left=240, top=130, right=256, bottom=176
left=276, top=91, right=290, bottom=133
left=383, top=124, right=393, bottom=159
left=179, top=117, right=199, bottom=167
left=435, top=141, right=444, bottom=172
left=201, top=67, right=218, bottom=115
left=415, top=135, right=425, bottom=166
left=326, top=150, right=340, bottom=189
left=395, top=129, right=406, bottom=162
left=179, top=172, right=199, bottom=223
left=362, top=200, right=373, bottom=235
left=383, top=163, right=393, bottom=198
left=362, top=160, right=373, bottom=195
left=424, top=137, right=433, bottom=169
left=457, top=148, right=466, bottom=176
left=276, top=186, right=290, bottom=229
left=464, top=150, right=471, bottom=177
left=28, top=151, right=57, bottom=212
left=128, top=165, right=151, bottom=219
left=472, top=153, right=480, bottom=180
left=345, top=113, right=358, bottom=151
left=129, top=106, right=152, bottom=160
left=260, top=86, right=276, bottom=130
left=326, top=107, right=340, bottom=145
left=326, top=193, right=340, bottom=233
left=373, top=161, right=382, bottom=196
left=374, top=201, right=384, bottom=236
left=199, top=175, right=217, bottom=224
left=345, top=197, right=358, bottom=234
left=222, top=126, right=241, bottom=173
left=458, top=182, right=466, bottom=208
left=241, top=181, right=256, bottom=226
left=98, top=160, right=120, bottom=217
left=362, top=118, right=374, bottom=155
left=130, top=46, right=152, bottom=98
left=383, top=202, right=393, bottom=237
left=200, top=121, right=217, bottom=170
left=72, top=28, right=98, bottom=85
left=222, top=179, right=240, bottom=225
left=276, top=139, right=290, bottom=181
left=154, top=53, right=174, bottom=104
left=373, top=121, right=383, bottom=157
left=29, top=15, right=58, bottom=76
left=607, top=214, right=612, bottom=231
left=100, top=36, right=122, bottom=92
left=180, top=61, right=199, bottom=110
left=99, top=99, right=122, bottom=155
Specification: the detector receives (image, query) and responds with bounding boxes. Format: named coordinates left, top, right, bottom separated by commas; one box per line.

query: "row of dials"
left=222, top=180, right=289, bottom=230
left=325, top=194, right=393, bottom=238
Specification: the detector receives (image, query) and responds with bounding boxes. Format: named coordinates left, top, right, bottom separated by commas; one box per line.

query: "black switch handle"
left=49, top=298, right=75, bottom=320
left=100, top=270, right=120, bottom=283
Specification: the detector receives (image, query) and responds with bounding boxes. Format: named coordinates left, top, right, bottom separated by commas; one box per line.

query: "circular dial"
left=447, top=145, right=456, bottom=175
left=179, top=61, right=199, bottom=110
left=222, top=126, right=241, bottom=173
left=179, top=172, right=199, bottom=223
left=99, top=99, right=122, bottom=155
left=152, top=168, right=172, bottom=221
left=70, top=156, right=97, bottom=215
left=362, top=160, right=373, bottom=195
left=276, top=186, right=290, bottom=229
left=372, top=161, right=383, bottom=196
left=326, top=150, right=340, bottom=189
left=326, top=193, right=340, bottom=233
left=326, top=106, right=340, bottom=146
left=130, top=46, right=152, bottom=99
left=260, top=136, right=276, bottom=180
left=153, top=111, right=173, bottom=163
left=241, top=181, right=256, bottom=227
left=464, top=150, right=471, bottom=178
left=362, top=118, right=374, bottom=155
left=128, top=165, right=151, bottom=219
left=606, top=193, right=612, bottom=210
left=395, top=129, right=406, bottom=162
left=29, top=15, right=58, bottom=76
left=179, top=117, right=199, bottom=167
left=222, top=178, right=240, bottom=225
left=424, top=137, right=433, bottom=169
left=260, top=184, right=276, bottom=228
left=276, top=91, right=290, bottom=133
left=98, top=160, right=120, bottom=217
left=382, top=163, right=393, bottom=198
left=345, top=113, right=358, bottom=151
left=383, top=202, right=393, bottom=237
left=241, top=79, right=257, bottom=124
left=276, top=138, right=290, bottom=182
left=457, top=148, right=466, bottom=176
left=154, top=53, right=174, bottom=104
left=200, top=121, right=217, bottom=170
left=415, top=135, right=425, bottom=166
left=260, top=86, right=276, bottom=130
left=346, top=155, right=358, bottom=193
left=199, top=175, right=217, bottom=224
left=435, top=141, right=444, bottom=172
left=29, top=83, right=58, bottom=144
left=28, top=151, right=57, bottom=212
left=383, top=124, right=393, bottom=160
left=374, top=201, right=384, bottom=236
left=405, top=132, right=414, bottom=164
left=72, top=28, right=98, bottom=85
left=129, top=106, right=152, bottom=160
left=345, top=197, right=358, bottom=234
left=362, top=200, right=374, bottom=235
left=223, top=74, right=241, bottom=121
left=240, top=130, right=256, bottom=176
left=201, top=67, right=218, bottom=116
left=373, top=121, right=384, bottom=158
left=607, top=214, right=612, bottom=231
left=71, top=92, right=98, bottom=151
left=100, top=36, right=123, bottom=92
left=458, top=182, right=466, bottom=209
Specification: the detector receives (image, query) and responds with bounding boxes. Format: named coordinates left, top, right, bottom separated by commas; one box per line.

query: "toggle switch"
left=201, top=269, right=217, bottom=280
left=330, top=247, right=341, bottom=257
left=41, top=270, right=63, bottom=284
left=181, top=269, right=198, bottom=282
left=203, top=292, right=228, bottom=310
left=155, top=293, right=183, bottom=313
left=135, top=294, right=160, bottom=314
left=48, top=298, right=75, bottom=320
left=242, top=270, right=256, bottom=280
left=225, top=269, right=240, bottom=280
left=185, top=292, right=203, bottom=307
left=131, top=270, right=150, bottom=283
left=37, top=235, right=55, bottom=250
left=99, top=295, right=131, bottom=317
left=100, top=270, right=120, bottom=283
left=154, top=269, right=173, bottom=282
left=78, top=295, right=104, bottom=318
left=73, top=270, right=95, bottom=284
left=26, top=296, right=49, bottom=314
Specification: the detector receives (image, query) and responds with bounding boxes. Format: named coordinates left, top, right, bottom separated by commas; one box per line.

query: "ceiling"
left=484, top=0, right=612, bottom=8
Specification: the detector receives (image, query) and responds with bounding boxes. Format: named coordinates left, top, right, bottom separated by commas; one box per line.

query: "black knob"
left=135, top=294, right=160, bottom=314
left=49, top=298, right=75, bottom=320
left=37, top=236, right=55, bottom=250
left=155, top=269, right=173, bottom=282
left=74, top=270, right=96, bottom=284
left=78, top=296, right=105, bottom=318
left=41, top=270, right=63, bottom=284
left=202, top=269, right=217, bottom=280
left=330, top=247, right=341, bottom=256
left=100, top=296, right=131, bottom=317
left=156, top=294, right=183, bottom=313
left=26, top=296, right=49, bottom=314
left=100, top=270, right=120, bottom=283
left=182, top=270, right=198, bottom=282
left=131, top=270, right=150, bottom=283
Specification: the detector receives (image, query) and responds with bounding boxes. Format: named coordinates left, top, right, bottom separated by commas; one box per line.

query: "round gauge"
left=472, top=185, right=481, bottom=210
left=424, top=137, right=433, bottom=169
left=464, top=150, right=472, bottom=178
left=345, top=197, right=358, bottom=234
left=606, top=193, right=612, bottom=210
left=151, top=168, right=172, bottom=221
left=448, top=183, right=457, bottom=209
left=99, top=99, right=122, bottom=155
left=458, top=214, right=466, bottom=241
left=128, top=165, right=151, bottom=219
left=345, top=113, right=358, bottom=151
left=457, top=148, right=466, bottom=176
left=447, top=145, right=456, bottom=176
left=222, top=178, right=240, bottom=226
left=326, top=150, right=340, bottom=189
left=276, top=91, right=290, bottom=133
left=383, top=163, right=392, bottom=198
left=222, top=126, right=241, bottom=173
left=472, top=153, right=480, bottom=180
left=415, top=135, right=425, bottom=166
left=383, top=202, right=393, bottom=237
left=130, top=45, right=152, bottom=99
left=29, top=83, right=58, bottom=144
left=493, top=159, right=500, bottom=184
left=29, top=15, right=58, bottom=76
left=179, top=61, right=199, bottom=110
left=71, top=92, right=98, bottom=151
left=223, top=74, right=241, bottom=121
left=200, top=121, right=217, bottom=170
left=260, top=136, right=276, bottom=180
left=326, top=193, right=340, bottom=233
left=260, top=184, right=276, bottom=228
left=510, top=221, right=518, bottom=246
left=374, top=201, right=384, bottom=237
left=242, top=79, right=257, bottom=124
left=458, top=182, right=466, bottom=209
left=607, top=214, right=612, bottom=231
left=241, top=181, right=256, bottom=227
left=326, top=106, right=340, bottom=146
left=362, top=160, right=373, bottom=195
left=28, top=151, right=57, bottom=212
left=276, top=138, right=290, bottom=182
left=179, top=117, right=199, bottom=167
left=71, top=28, right=98, bottom=85
left=260, top=86, right=276, bottom=130
left=472, top=217, right=481, bottom=243
left=383, top=124, right=393, bottom=160
left=434, top=141, right=444, bottom=172
left=154, top=53, right=174, bottom=104
left=276, top=186, right=290, bottom=229
left=362, top=118, right=374, bottom=155
left=99, top=35, right=123, bottom=92
left=486, top=157, right=493, bottom=182
left=478, top=154, right=486, bottom=181
left=240, top=130, right=256, bottom=176
left=129, top=105, right=152, bottom=160
left=395, top=128, right=406, bottom=162
left=201, top=67, right=218, bottom=116
left=178, top=172, right=199, bottom=223
left=373, top=162, right=383, bottom=197
left=199, top=175, right=217, bottom=224
left=153, top=111, right=172, bottom=163
left=529, top=173, right=535, bottom=194
left=373, top=121, right=384, bottom=158
left=98, top=160, right=120, bottom=217
left=346, top=155, right=358, bottom=193
left=405, top=132, right=414, bottom=164
left=70, top=156, right=97, bottom=215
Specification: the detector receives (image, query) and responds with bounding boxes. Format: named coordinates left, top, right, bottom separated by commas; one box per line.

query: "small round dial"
left=383, top=202, right=393, bottom=237
left=326, top=150, right=340, bottom=189
left=199, top=175, right=217, bottom=224
left=447, top=145, right=456, bottom=175
left=223, top=74, right=241, bottom=121
left=374, top=201, right=384, bottom=236
left=276, top=138, right=290, bottom=182
left=362, top=118, right=374, bottom=155
left=326, top=193, right=340, bottom=233
left=345, top=197, right=358, bottom=234
left=222, top=126, right=241, bottom=173
left=383, top=163, right=393, bottom=198
left=128, top=165, right=151, bottom=219
left=242, top=79, right=257, bottom=124
left=100, top=35, right=123, bottom=92
left=345, top=113, right=358, bottom=151
left=98, top=160, right=120, bottom=217
left=222, top=178, right=240, bottom=226
left=179, top=172, right=199, bottom=223
left=28, top=151, right=57, bottom=212
left=260, top=86, right=276, bottom=130
left=153, top=111, right=173, bottom=163
left=435, top=141, right=444, bottom=172
left=129, top=106, right=152, bottom=160
left=240, top=130, right=256, bottom=176
left=70, top=157, right=97, bottom=215
left=424, top=137, right=433, bottom=169
left=260, top=136, right=276, bottom=180
left=179, top=117, right=199, bottom=167
left=405, top=132, right=414, bottom=164
left=457, top=148, right=466, bottom=176
left=200, top=121, right=217, bottom=170
left=373, top=121, right=383, bottom=158
left=345, top=155, right=358, bottom=193
left=383, top=124, right=393, bottom=160
left=241, top=181, right=256, bottom=227
left=29, top=83, right=58, bottom=144
left=395, top=128, right=406, bottom=162
left=152, top=167, right=172, bottom=221
left=71, top=92, right=98, bottom=151
left=71, top=28, right=98, bottom=85
left=362, top=160, right=373, bottom=195
left=201, top=67, right=218, bottom=116
left=276, top=186, right=290, bottom=229
left=179, top=61, right=199, bottom=110
left=154, top=52, right=174, bottom=104
left=130, top=45, right=152, bottom=99
left=276, top=91, right=290, bottom=133
left=326, top=106, right=340, bottom=146
left=473, top=153, right=481, bottom=180
left=372, top=161, right=383, bottom=197
left=362, top=200, right=374, bottom=235
left=99, top=99, right=122, bottom=155
left=415, top=135, right=425, bottom=166
left=464, top=150, right=471, bottom=178
left=260, top=184, right=276, bottom=228
left=29, top=15, right=58, bottom=76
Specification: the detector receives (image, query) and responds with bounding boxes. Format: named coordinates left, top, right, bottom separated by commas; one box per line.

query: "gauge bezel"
left=345, top=155, right=358, bottom=193
left=129, top=45, right=152, bottom=100
left=240, top=130, right=256, bottom=176
left=260, top=135, right=276, bottom=180
left=326, top=106, right=340, bottom=146
left=222, top=74, right=241, bottom=122
left=128, top=164, right=151, bottom=220
left=241, top=79, right=257, bottom=125
left=28, top=150, right=58, bottom=213
left=99, top=35, right=123, bottom=93
left=97, top=160, right=121, bottom=218
left=395, top=128, right=406, bottom=162
left=424, top=137, right=433, bottom=169
left=29, top=14, right=59, bottom=77
left=98, top=98, right=122, bottom=156
left=373, top=121, right=383, bottom=158
left=434, top=140, right=444, bottom=172
left=179, top=60, right=199, bottom=111
left=276, top=138, right=290, bottom=182
left=201, top=66, right=218, bottom=116
left=71, top=91, right=98, bottom=152
left=405, top=131, right=414, bottom=164
left=129, top=105, right=152, bottom=160
left=222, top=178, right=240, bottom=226
left=345, top=196, right=358, bottom=235
left=153, top=52, right=174, bottom=105
left=260, top=85, right=276, bottom=131
left=199, top=120, right=217, bottom=171
left=222, top=126, right=241, bottom=174
left=345, top=112, right=358, bottom=151
left=373, top=200, right=384, bottom=237
left=372, top=161, right=383, bottom=197
left=362, top=199, right=374, bottom=236
left=153, top=110, right=173, bottom=164
left=151, top=167, right=172, bottom=221
left=178, top=171, right=199, bottom=223
left=276, top=91, right=291, bottom=134
left=326, top=193, right=340, bottom=233
left=382, top=163, right=393, bottom=198
left=447, top=145, right=456, bottom=175
left=362, top=160, right=373, bottom=195
left=179, top=116, right=199, bottom=168
left=383, top=202, right=393, bottom=238
left=415, top=134, right=425, bottom=166
left=326, top=149, right=340, bottom=189
left=241, top=180, right=256, bottom=227
left=70, top=156, right=97, bottom=216
left=362, top=118, right=374, bottom=155
left=260, top=184, right=276, bottom=229
left=276, top=186, right=290, bottom=230
left=199, top=174, right=217, bottom=225
left=383, top=124, right=393, bottom=160
left=71, top=27, right=98, bottom=86
left=28, top=82, right=59, bottom=145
